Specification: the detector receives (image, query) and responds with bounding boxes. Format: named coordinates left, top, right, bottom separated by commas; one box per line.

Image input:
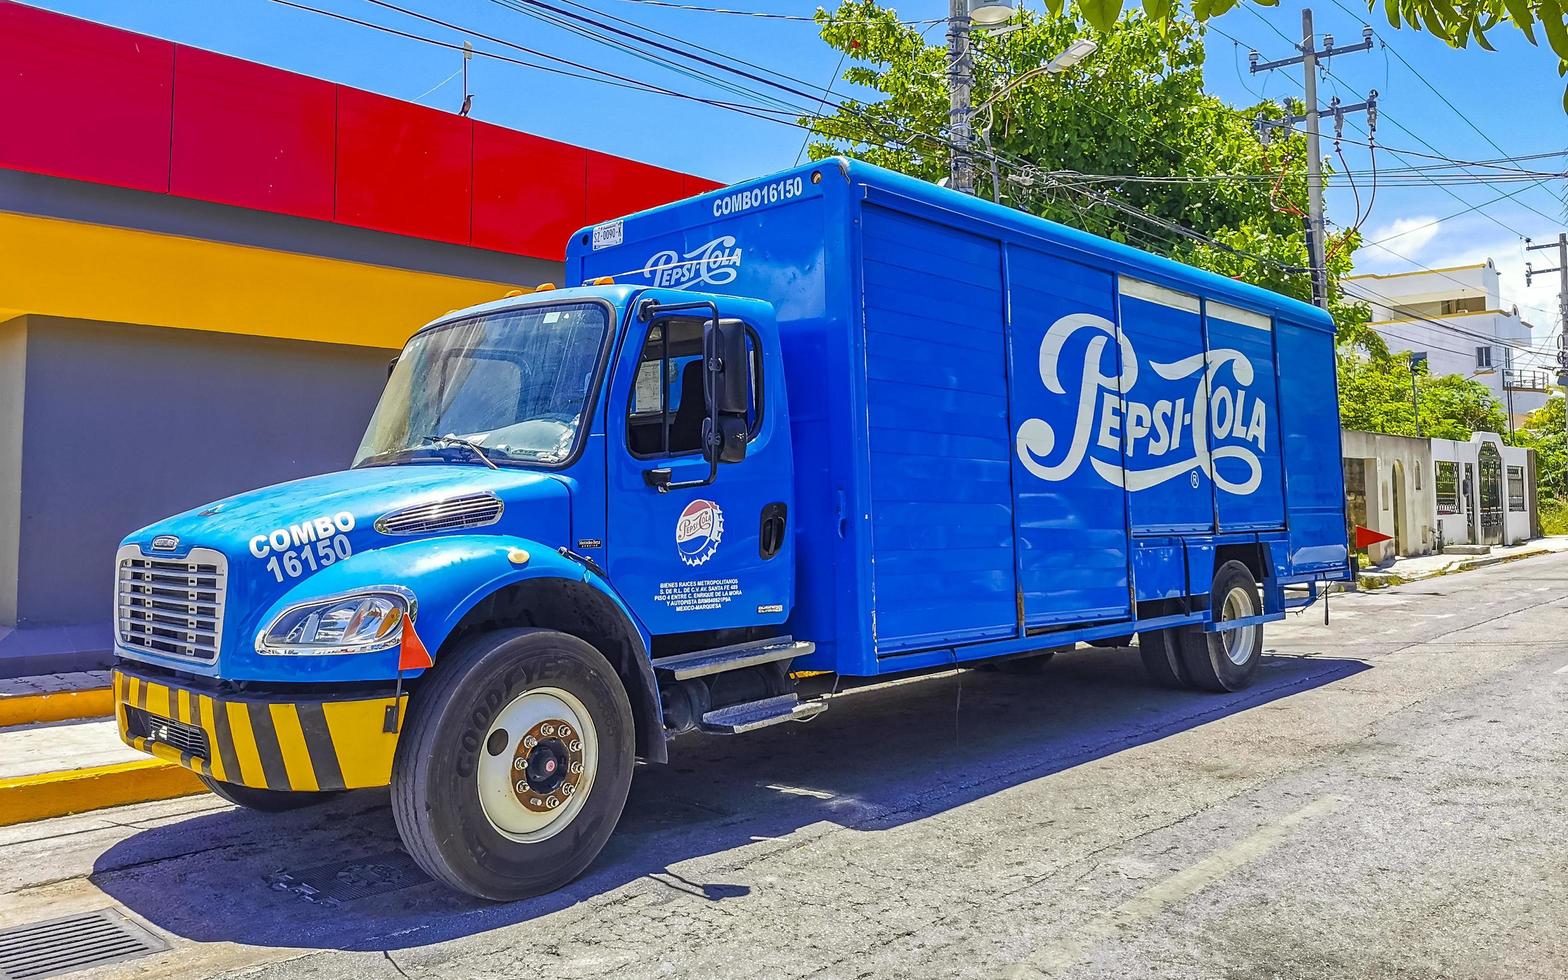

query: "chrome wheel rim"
left=476, top=687, right=599, bottom=843
left=1220, top=586, right=1258, bottom=666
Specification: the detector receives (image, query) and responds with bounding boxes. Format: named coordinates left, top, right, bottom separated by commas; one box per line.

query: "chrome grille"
left=115, top=546, right=227, bottom=664
left=375, top=492, right=503, bottom=535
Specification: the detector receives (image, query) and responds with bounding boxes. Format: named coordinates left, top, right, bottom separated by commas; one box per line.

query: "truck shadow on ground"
left=91, top=646, right=1367, bottom=953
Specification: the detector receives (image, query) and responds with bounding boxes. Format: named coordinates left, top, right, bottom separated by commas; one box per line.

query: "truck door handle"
left=760, top=502, right=788, bottom=559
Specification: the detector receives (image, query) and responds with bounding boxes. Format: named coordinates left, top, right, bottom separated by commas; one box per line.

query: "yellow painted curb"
left=0, top=759, right=205, bottom=827
left=0, top=687, right=114, bottom=728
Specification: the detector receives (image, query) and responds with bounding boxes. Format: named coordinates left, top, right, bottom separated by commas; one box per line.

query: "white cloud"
left=1355, top=215, right=1443, bottom=263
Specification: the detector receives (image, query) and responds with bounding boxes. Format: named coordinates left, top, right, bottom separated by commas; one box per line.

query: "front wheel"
left=1176, top=561, right=1265, bottom=692
left=391, top=628, right=635, bottom=902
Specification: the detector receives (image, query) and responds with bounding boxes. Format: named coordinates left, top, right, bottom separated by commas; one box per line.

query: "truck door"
left=1008, top=246, right=1134, bottom=629
left=1204, top=300, right=1285, bottom=529
left=605, top=310, right=795, bottom=636
left=1114, top=278, right=1214, bottom=534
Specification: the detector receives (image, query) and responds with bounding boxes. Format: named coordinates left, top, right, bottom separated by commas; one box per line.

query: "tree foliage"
left=809, top=1, right=1371, bottom=334
left=1337, top=349, right=1511, bottom=439
left=1078, top=0, right=1568, bottom=109
left=1513, top=395, right=1566, bottom=497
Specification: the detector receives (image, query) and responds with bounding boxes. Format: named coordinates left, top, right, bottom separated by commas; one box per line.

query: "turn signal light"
left=503, top=288, right=526, bottom=298
left=591, top=276, right=615, bottom=285
left=535, top=282, right=557, bottom=291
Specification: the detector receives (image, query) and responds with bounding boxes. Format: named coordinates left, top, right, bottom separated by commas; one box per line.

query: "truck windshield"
left=355, top=301, right=609, bottom=468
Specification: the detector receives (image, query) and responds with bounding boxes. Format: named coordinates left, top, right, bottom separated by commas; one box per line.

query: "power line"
left=272, top=0, right=1313, bottom=282
left=268, top=0, right=807, bottom=124
left=1239, top=4, right=1561, bottom=240
left=595, top=0, right=941, bottom=25
left=1326, top=0, right=1563, bottom=221
left=1341, top=282, right=1549, bottom=356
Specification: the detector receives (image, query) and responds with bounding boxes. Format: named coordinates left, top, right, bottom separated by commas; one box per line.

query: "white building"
left=1430, top=433, right=1535, bottom=549
left=1342, top=429, right=1536, bottom=564
left=1345, top=261, right=1548, bottom=428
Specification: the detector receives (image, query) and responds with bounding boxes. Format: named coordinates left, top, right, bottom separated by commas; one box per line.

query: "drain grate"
left=0, top=909, right=168, bottom=980
left=266, top=849, right=429, bottom=906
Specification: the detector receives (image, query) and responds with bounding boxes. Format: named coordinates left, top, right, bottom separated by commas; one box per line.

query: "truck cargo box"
left=568, top=159, right=1349, bottom=676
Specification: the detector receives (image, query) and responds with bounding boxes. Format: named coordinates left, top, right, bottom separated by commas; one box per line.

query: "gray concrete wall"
left=13, top=315, right=395, bottom=628
left=0, top=317, right=25, bottom=625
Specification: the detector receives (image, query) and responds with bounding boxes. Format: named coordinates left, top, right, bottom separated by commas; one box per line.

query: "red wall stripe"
left=170, top=46, right=337, bottom=221
left=335, top=88, right=473, bottom=245
left=0, top=2, right=173, bottom=194
left=472, top=122, right=586, bottom=261
left=0, top=1, right=722, bottom=260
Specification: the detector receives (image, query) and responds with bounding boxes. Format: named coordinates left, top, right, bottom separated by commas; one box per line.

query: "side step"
left=698, top=693, right=827, bottom=735
left=651, top=636, right=815, bottom=681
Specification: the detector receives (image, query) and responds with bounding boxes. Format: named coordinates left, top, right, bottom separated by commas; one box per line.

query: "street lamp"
left=969, top=38, right=1099, bottom=202
left=970, top=39, right=1100, bottom=119
left=969, top=0, right=1015, bottom=27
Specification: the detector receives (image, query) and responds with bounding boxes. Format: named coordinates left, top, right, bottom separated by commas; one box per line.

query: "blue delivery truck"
left=111, top=159, right=1349, bottom=900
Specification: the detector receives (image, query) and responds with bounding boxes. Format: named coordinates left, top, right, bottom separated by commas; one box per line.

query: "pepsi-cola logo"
left=676, top=499, right=724, bottom=567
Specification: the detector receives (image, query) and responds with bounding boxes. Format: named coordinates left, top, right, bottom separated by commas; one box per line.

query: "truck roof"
left=571, top=157, right=1335, bottom=333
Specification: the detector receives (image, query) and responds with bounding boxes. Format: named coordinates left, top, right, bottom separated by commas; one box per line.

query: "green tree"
left=1513, top=395, right=1565, bottom=497
left=809, top=1, right=1370, bottom=336
left=1337, top=350, right=1510, bottom=438
left=1078, top=0, right=1568, bottom=109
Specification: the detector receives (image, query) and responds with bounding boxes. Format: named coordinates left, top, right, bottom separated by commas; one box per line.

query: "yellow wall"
left=0, top=212, right=524, bottom=349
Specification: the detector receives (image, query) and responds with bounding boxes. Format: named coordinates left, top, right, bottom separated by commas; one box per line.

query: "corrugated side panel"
left=861, top=205, right=1016, bottom=655
left=1116, top=280, right=1214, bottom=534
left=1008, top=247, right=1133, bottom=628
left=1276, top=318, right=1350, bottom=574
left=1207, top=302, right=1285, bottom=529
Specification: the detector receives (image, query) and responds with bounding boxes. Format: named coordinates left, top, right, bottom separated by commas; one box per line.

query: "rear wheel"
left=199, top=775, right=332, bottom=812
left=1137, top=629, right=1191, bottom=688
left=1176, top=561, right=1264, bottom=692
left=391, top=628, right=635, bottom=902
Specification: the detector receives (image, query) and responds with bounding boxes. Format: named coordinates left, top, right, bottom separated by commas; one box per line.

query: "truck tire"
left=391, top=628, right=635, bottom=902
left=199, top=775, right=333, bottom=812
left=1176, top=561, right=1264, bottom=692
left=1137, top=629, right=1191, bottom=689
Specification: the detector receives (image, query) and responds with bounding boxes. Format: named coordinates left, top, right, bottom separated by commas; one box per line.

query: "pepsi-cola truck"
left=111, top=159, right=1349, bottom=900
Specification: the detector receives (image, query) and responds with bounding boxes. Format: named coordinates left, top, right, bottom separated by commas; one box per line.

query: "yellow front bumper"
left=112, top=669, right=407, bottom=792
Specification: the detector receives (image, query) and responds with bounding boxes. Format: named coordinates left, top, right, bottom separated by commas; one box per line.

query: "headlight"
left=256, top=588, right=414, bottom=656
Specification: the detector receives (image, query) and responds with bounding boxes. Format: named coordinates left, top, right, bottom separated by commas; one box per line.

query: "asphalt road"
left=4, top=554, right=1566, bottom=979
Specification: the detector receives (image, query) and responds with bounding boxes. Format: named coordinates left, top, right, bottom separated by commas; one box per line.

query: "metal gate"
left=1478, top=443, right=1504, bottom=545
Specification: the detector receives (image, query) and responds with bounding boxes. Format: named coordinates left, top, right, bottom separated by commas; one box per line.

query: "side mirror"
left=703, top=416, right=748, bottom=464
left=709, top=319, right=750, bottom=417
left=704, top=318, right=751, bottom=464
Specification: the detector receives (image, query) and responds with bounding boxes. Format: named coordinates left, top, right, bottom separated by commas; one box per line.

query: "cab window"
left=627, top=317, right=761, bottom=458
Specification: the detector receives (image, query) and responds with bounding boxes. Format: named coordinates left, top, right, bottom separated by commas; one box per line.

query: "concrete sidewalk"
left=0, top=672, right=204, bottom=826
left=1358, top=534, right=1568, bottom=587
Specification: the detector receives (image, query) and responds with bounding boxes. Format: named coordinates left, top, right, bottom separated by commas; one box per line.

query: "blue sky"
left=27, top=0, right=1568, bottom=349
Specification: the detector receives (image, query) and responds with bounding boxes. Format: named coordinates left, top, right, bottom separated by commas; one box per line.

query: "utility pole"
left=1250, top=11, right=1376, bottom=310
left=1526, top=233, right=1568, bottom=387
left=946, top=0, right=974, bottom=195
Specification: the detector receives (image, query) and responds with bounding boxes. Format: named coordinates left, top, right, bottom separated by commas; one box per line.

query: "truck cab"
left=113, top=283, right=808, bottom=900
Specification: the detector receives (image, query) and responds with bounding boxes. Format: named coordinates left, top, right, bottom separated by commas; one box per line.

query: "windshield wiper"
left=419, top=434, right=500, bottom=470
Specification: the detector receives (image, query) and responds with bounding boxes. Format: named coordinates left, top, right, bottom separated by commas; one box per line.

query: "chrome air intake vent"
left=375, top=492, right=504, bottom=535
